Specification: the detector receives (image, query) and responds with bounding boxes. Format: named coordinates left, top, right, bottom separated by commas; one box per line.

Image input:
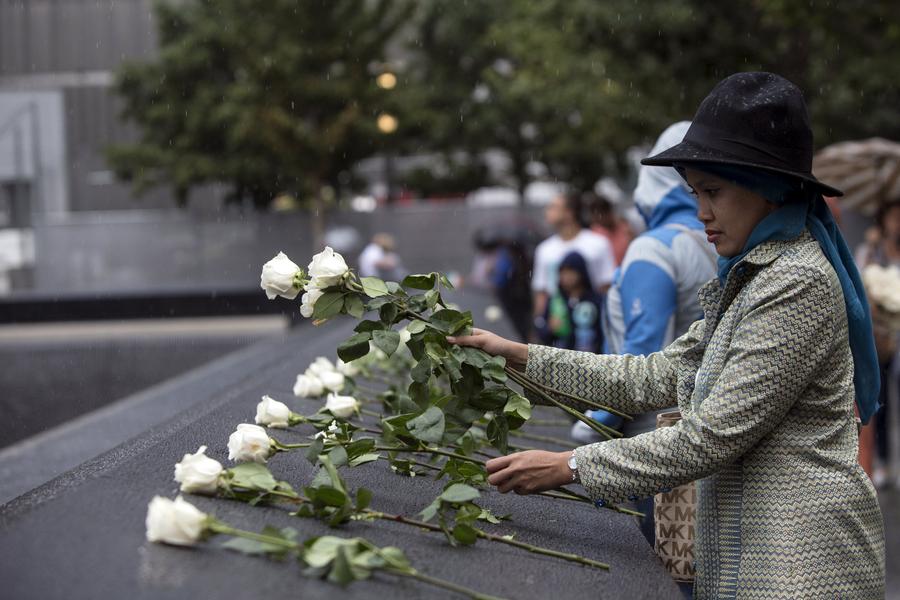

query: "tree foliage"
left=110, top=0, right=900, bottom=206
left=109, top=0, right=411, bottom=207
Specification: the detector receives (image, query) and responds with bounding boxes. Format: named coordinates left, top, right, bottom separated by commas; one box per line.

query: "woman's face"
left=685, top=168, right=777, bottom=258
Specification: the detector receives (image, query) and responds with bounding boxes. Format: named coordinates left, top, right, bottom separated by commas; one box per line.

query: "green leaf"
left=372, top=330, right=401, bottom=357
left=410, top=357, right=433, bottom=384
left=329, top=546, right=358, bottom=585
left=360, top=277, right=389, bottom=298
left=303, top=536, right=344, bottom=567
left=487, top=415, right=510, bottom=454
left=418, top=498, right=441, bottom=522
left=440, top=483, right=481, bottom=504
left=401, top=273, right=436, bottom=290
left=354, top=320, right=384, bottom=333
left=328, top=445, right=349, bottom=468
left=315, top=486, right=349, bottom=508
left=452, top=523, right=478, bottom=546
left=378, top=546, right=411, bottom=570
left=365, top=296, right=393, bottom=311
left=503, top=393, right=532, bottom=428
left=424, top=289, right=441, bottom=308
left=221, top=536, right=289, bottom=556
left=228, top=463, right=278, bottom=492
left=344, top=295, right=366, bottom=319
left=355, top=487, right=373, bottom=511
left=378, top=302, right=399, bottom=325
left=408, top=381, right=429, bottom=407
left=481, top=355, right=508, bottom=382
left=350, top=453, right=380, bottom=467
left=438, top=273, right=455, bottom=290
left=406, top=320, right=427, bottom=335
left=312, top=291, right=345, bottom=320
left=337, top=332, right=372, bottom=362
left=429, top=309, right=472, bottom=335
left=385, top=281, right=405, bottom=295
left=407, top=406, right=445, bottom=444
left=344, top=438, right=375, bottom=460
left=460, top=346, right=489, bottom=368
left=305, top=438, right=325, bottom=464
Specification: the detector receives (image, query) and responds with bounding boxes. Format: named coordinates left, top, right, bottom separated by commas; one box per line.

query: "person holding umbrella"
left=450, top=72, right=885, bottom=598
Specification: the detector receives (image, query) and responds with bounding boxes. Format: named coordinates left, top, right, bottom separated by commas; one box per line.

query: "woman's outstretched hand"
left=485, top=450, right=575, bottom=494
left=446, top=328, right=529, bottom=367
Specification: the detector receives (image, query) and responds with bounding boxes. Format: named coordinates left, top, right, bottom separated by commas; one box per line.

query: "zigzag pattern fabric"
left=526, top=230, right=885, bottom=599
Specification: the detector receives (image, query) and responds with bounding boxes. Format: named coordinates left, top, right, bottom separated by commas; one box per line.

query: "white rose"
left=227, top=423, right=272, bottom=464
left=325, top=393, right=359, bottom=418
left=335, top=358, right=360, bottom=377
left=174, top=445, right=223, bottom=495
left=145, top=495, right=209, bottom=546
left=307, top=246, right=349, bottom=287
left=318, top=370, right=346, bottom=392
left=300, top=285, right=324, bottom=318
left=293, top=373, right=325, bottom=398
left=254, top=395, right=292, bottom=428
left=307, top=356, right=336, bottom=377
left=260, top=252, right=302, bottom=300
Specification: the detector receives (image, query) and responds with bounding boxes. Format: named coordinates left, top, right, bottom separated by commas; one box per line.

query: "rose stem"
left=508, top=368, right=632, bottom=421
left=207, top=521, right=299, bottom=550
left=385, top=567, right=507, bottom=600
left=504, top=369, right=621, bottom=439
left=369, top=511, right=610, bottom=571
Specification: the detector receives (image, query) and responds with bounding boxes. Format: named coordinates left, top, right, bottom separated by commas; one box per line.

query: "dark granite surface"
left=0, top=293, right=680, bottom=600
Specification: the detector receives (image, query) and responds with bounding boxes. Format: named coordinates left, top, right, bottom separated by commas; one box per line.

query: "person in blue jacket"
left=572, top=121, right=717, bottom=556
left=537, top=251, right=604, bottom=353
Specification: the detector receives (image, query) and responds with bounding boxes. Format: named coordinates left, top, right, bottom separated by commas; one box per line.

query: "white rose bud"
left=260, top=252, right=303, bottom=300
left=145, top=495, right=209, bottom=546
left=307, top=246, right=350, bottom=287
left=335, top=358, right=360, bottom=377
left=300, top=286, right=324, bottom=318
left=307, top=356, right=336, bottom=377
left=254, top=395, right=292, bottom=429
left=227, top=423, right=272, bottom=464
left=325, top=393, right=359, bottom=418
left=174, top=445, right=223, bottom=495
left=398, top=327, right=412, bottom=345
left=318, top=370, right=346, bottom=392
left=293, top=373, right=325, bottom=398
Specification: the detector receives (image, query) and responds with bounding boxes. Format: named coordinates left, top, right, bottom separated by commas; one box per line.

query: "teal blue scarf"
left=693, top=163, right=881, bottom=424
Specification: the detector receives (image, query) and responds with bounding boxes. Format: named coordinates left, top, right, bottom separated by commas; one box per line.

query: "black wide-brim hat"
left=641, top=71, right=843, bottom=197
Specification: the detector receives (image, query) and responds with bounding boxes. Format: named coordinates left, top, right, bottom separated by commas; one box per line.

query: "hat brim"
left=641, top=139, right=844, bottom=197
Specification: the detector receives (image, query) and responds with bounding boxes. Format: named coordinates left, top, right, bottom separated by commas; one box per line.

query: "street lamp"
left=376, top=113, right=398, bottom=134
left=376, top=72, right=397, bottom=90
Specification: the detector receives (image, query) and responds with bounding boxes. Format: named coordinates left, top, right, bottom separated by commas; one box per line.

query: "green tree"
left=399, top=0, right=900, bottom=196
left=109, top=0, right=412, bottom=208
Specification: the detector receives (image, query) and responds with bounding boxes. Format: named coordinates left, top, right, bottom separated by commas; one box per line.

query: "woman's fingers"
left=485, top=454, right=514, bottom=473
left=446, top=328, right=489, bottom=347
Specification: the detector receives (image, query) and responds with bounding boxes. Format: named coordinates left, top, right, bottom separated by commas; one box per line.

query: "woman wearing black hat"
left=450, top=72, right=885, bottom=598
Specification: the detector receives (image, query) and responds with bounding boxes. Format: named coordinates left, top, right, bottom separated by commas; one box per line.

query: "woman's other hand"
left=485, top=450, right=575, bottom=494
left=447, top=328, right=529, bottom=367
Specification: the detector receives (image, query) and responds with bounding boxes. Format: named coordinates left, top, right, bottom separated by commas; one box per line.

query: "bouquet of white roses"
left=259, top=247, right=629, bottom=452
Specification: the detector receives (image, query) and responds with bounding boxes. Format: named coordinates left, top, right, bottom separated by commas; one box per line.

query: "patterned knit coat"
left=526, top=231, right=885, bottom=598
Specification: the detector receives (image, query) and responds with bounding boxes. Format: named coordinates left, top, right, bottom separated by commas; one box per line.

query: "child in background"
left=538, top=251, right=604, bottom=354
